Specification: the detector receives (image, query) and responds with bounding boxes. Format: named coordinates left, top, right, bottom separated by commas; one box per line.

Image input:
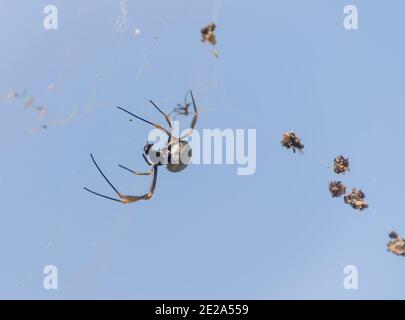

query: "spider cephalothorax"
left=84, top=90, right=198, bottom=204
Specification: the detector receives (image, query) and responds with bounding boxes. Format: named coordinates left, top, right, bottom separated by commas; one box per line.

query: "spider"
left=83, top=90, right=198, bottom=204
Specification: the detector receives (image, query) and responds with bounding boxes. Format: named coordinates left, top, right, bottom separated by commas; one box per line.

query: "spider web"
left=0, top=0, right=226, bottom=292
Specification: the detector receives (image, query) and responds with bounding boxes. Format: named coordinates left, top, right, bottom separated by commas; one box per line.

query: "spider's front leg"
left=179, top=90, right=198, bottom=140
left=83, top=154, right=158, bottom=204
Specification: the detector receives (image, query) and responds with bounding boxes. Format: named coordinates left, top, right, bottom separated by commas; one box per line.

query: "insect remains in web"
left=169, top=91, right=196, bottom=120
left=201, top=23, right=217, bottom=45
left=344, top=189, right=368, bottom=211
left=387, top=231, right=405, bottom=257
left=281, top=131, right=304, bottom=153
left=2, top=90, right=26, bottom=100
left=201, top=22, right=219, bottom=58
left=326, top=156, right=369, bottom=211
left=334, top=155, right=350, bottom=174
left=329, top=181, right=346, bottom=198
left=83, top=91, right=199, bottom=204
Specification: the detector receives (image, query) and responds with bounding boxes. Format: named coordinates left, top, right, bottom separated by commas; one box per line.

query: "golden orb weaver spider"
left=83, top=91, right=198, bottom=204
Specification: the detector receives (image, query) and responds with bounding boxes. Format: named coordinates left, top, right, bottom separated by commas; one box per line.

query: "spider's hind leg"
left=83, top=154, right=158, bottom=204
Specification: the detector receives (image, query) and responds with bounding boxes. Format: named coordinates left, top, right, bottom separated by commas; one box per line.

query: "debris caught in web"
left=201, top=23, right=217, bottom=45
left=28, top=125, right=48, bottom=134
left=387, top=231, right=405, bottom=256
left=35, top=106, right=48, bottom=120
left=201, top=22, right=219, bottom=58
left=329, top=181, right=346, bottom=198
left=334, top=155, right=350, bottom=174
left=344, top=189, right=368, bottom=210
left=170, top=102, right=190, bottom=120
left=2, top=90, right=26, bottom=100
left=169, top=93, right=192, bottom=119
left=24, top=97, right=35, bottom=109
left=28, top=105, right=79, bottom=134
left=281, top=131, right=304, bottom=153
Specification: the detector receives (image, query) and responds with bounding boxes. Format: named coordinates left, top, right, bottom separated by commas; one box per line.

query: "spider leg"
left=118, top=151, right=155, bottom=175
left=117, top=106, right=171, bottom=137
left=179, top=90, right=198, bottom=140
left=83, top=154, right=158, bottom=204
left=83, top=187, right=122, bottom=203
left=118, top=164, right=153, bottom=176
left=169, top=108, right=184, bottom=120
left=189, top=90, right=198, bottom=128
left=169, top=91, right=192, bottom=120
left=149, top=100, right=172, bottom=130
left=120, top=166, right=158, bottom=203
left=174, top=104, right=189, bottom=119
left=143, top=153, right=152, bottom=166
left=148, top=100, right=174, bottom=165
left=87, top=153, right=121, bottom=196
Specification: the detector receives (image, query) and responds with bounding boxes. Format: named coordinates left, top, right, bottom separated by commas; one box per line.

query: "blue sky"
left=1, top=0, right=405, bottom=299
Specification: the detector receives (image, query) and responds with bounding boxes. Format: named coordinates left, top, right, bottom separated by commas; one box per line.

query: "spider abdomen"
left=166, top=140, right=192, bottom=172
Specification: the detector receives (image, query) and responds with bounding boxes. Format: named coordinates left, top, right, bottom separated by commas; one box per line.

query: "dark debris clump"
left=344, top=189, right=368, bottom=211
left=201, top=23, right=217, bottom=45
left=387, top=231, right=405, bottom=256
left=329, top=181, right=346, bottom=198
left=281, top=131, right=304, bottom=153
left=334, top=155, right=350, bottom=174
